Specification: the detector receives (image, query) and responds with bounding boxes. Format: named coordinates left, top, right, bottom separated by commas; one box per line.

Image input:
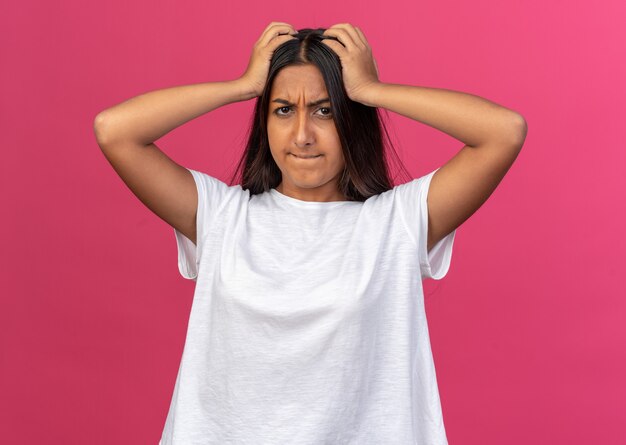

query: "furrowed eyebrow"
left=271, top=98, right=331, bottom=107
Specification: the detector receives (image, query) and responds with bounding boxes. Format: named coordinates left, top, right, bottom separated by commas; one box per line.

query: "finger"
left=264, top=22, right=297, bottom=38
left=324, top=24, right=362, bottom=50
left=258, top=22, right=296, bottom=40
left=354, top=26, right=370, bottom=48
left=323, top=27, right=356, bottom=50
left=260, top=24, right=298, bottom=47
left=256, top=22, right=286, bottom=43
left=268, top=32, right=298, bottom=48
left=320, top=37, right=347, bottom=57
left=337, top=23, right=364, bottom=48
left=262, top=21, right=296, bottom=34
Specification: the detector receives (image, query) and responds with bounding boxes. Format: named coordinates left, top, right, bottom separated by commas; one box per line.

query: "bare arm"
left=360, top=83, right=525, bottom=148
left=361, top=83, right=526, bottom=253
left=93, top=79, right=255, bottom=146
left=321, top=23, right=527, bottom=255
left=93, top=80, right=255, bottom=245
left=92, top=22, right=297, bottom=246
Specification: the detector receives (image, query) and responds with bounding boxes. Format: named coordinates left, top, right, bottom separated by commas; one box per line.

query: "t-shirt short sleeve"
left=395, top=168, right=457, bottom=280
left=173, top=168, right=232, bottom=281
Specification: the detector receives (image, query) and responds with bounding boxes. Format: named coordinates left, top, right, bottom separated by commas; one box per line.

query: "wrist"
left=231, top=78, right=261, bottom=102
left=353, top=81, right=385, bottom=108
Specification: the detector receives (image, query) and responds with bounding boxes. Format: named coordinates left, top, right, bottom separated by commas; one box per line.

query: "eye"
left=275, top=106, right=292, bottom=116
left=272, top=106, right=333, bottom=118
left=317, top=107, right=333, bottom=117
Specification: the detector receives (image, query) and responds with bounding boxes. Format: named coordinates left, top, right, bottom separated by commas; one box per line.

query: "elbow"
left=484, top=112, right=528, bottom=151
left=93, top=110, right=114, bottom=149
left=509, top=113, right=528, bottom=150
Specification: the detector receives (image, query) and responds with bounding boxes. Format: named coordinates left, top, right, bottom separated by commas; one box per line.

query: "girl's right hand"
left=239, top=22, right=298, bottom=98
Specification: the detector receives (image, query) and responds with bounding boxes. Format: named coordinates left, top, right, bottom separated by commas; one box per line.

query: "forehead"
left=270, top=64, right=328, bottom=98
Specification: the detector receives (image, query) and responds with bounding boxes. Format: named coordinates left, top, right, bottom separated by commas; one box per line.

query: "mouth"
left=290, top=154, right=323, bottom=159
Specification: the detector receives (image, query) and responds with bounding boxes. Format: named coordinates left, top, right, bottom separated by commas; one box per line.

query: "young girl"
left=95, top=22, right=526, bottom=445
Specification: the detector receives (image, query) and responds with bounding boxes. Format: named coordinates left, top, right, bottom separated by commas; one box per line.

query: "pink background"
left=2, top=0, right=625, bottom=443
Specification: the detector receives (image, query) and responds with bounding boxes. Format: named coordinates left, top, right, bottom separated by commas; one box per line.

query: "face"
left=267, top=64, right=346, bottom=202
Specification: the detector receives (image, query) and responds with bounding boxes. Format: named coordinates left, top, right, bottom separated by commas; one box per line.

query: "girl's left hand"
left=320, top=24, right=380, bottom=105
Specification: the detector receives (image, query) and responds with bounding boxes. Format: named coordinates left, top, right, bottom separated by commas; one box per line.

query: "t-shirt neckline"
left=270, top=188, right=353, bottom=208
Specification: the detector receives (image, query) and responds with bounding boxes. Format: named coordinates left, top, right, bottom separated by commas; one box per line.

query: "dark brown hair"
left=228, top=27, right=412, bottom=201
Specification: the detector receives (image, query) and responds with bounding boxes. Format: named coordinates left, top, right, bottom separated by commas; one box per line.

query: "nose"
left=293, top=111, right=315, bottom=148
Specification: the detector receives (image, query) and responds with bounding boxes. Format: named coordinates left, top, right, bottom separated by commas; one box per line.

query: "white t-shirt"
left=159, top=167, right=456, bottom=445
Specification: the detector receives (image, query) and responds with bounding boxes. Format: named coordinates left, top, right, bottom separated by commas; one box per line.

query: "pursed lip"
left=290, top=153, right=323, bottom=159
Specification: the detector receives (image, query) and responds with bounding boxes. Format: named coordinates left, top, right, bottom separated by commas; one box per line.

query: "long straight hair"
left=228, top=28, right=412, bottom=201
